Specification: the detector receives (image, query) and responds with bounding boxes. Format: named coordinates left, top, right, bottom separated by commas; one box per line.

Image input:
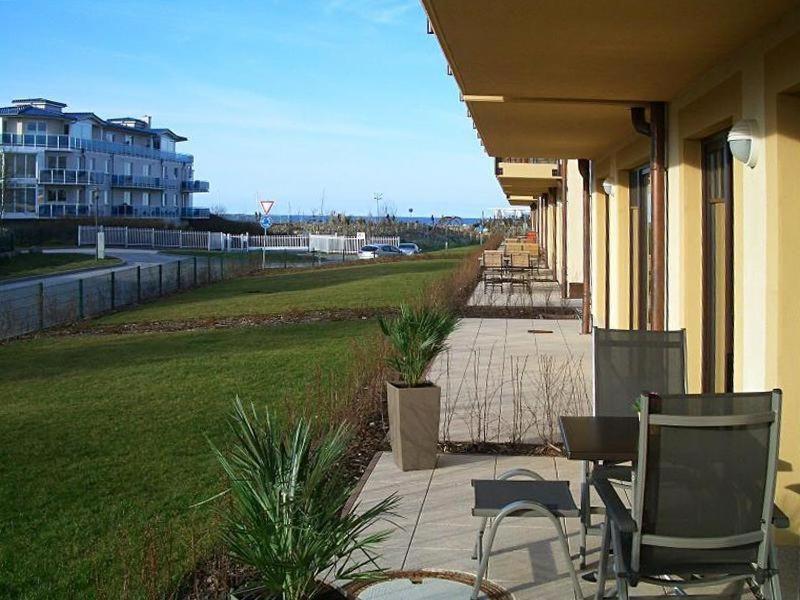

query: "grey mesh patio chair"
left=593, top=391, right=787, bottom=600
left=470, top=468, right=584, bottom=600
left=579, top=327, right=687, bottom=567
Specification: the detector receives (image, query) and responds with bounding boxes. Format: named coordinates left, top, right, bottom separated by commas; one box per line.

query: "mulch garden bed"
left=439, top=440, right=564, bottom=457
left=49, top=307, right=399, bottom=338
left=459, top=305, right=579, bottom=319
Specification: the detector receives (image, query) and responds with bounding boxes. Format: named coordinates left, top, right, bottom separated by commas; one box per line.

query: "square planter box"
left=387, top=381, right=440, bottom=471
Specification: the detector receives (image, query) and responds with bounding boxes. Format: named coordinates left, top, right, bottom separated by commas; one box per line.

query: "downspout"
left=578, top=159, right=592, bottom=334
left=630, top=103, right=666, bottom=330
left=561, top=161, right=568, bottom=298
left=542, top=192, right=549, bottom=267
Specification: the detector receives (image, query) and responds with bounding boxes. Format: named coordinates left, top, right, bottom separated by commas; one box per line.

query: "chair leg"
left=766, top=541, right=783, bottom=600
left=609, top=525, right=629, bottom=600
left=579, top=460, right=591, bottom=568
left=594, top=516, right=611, bottom=600
left=471, top=514, right=501, bottom=600
left=472, top=516, right=488, bottom=561
left=470, top=500, right=584, bottom=600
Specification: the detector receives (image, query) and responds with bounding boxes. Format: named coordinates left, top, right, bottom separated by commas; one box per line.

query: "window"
left=143, top=164, right=151, bottom=176
left=162, top=165, right=167, bottom=178
left=46, top=155, right=67, bottom=170
left=172, top=193, right=177, bottom=206
left=173, top=167, right=179, bottom=178
left=142, top=192, right=150, bottom=206
left=103, top=191, right=109, bottom=205
left=123, top=162, right=132, bottom=176
left=89, top=158, right=95, bottom=171
left=161, top=192, right=166, bottom=207
left=6, top=153, right=37, bottom=178
left=105, top=132, right=114, bottom=143
left=124, top=134, right=133, bottom=146
left=123, top=191, right=131, bottom=205
left=47, top=189, right=67, bottom=202
left=25, top=121, right=46, bottom=133
left=105, top=159, right=111, bottom=173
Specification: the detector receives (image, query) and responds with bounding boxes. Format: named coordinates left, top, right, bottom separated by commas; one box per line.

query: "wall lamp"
left=728, top=119, right=759, bottom=168
left=602, top=178, right=615, bottom=197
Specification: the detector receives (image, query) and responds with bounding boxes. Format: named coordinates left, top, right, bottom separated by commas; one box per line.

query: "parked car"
left=357, top=244, right=405, bottom=259
left=397, top=242, right=422, bottom=255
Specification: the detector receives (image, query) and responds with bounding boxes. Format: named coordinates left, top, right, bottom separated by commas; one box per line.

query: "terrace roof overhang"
left=506, top=194, right=538, bottom=207
left=423, top=0, right=798, bottom=158
left=498, top=174, right=558, bottom=198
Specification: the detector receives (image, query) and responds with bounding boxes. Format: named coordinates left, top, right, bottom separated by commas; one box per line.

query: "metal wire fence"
left=0, top=253, right=263, bottom=341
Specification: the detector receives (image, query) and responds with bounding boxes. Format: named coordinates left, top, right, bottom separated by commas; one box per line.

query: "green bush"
left=211, top=399, right=399, bottom=600
left=0, top=227, right=13, bottom=253
left=378, top=304, right=459, bottom=387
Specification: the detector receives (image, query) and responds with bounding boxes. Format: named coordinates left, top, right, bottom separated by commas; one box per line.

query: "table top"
left=559, top=416, right=639, bottom=462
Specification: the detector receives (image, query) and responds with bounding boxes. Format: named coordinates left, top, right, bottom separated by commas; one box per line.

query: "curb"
left=0, top=258, right=127, bottom=285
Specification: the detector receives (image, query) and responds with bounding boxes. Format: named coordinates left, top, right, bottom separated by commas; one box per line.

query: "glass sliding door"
left=701, top=131, right=734, bottom=393
left=629, top=164, right=652, bottom=330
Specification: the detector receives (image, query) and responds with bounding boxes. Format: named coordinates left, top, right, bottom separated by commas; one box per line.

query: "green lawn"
left=0, top=246, right=473, bottom=598
left=0, top=320, right=377, bottom=598
left=0, top=252, right=122, bottom=281
left=98, top=255, right=465, bottom=325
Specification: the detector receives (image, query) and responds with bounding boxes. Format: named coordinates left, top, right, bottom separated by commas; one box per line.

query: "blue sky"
left=3, top=0, right=503, bottom=217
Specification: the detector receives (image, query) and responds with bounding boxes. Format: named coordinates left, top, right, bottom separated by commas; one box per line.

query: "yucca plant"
left=378, top=304, right=459, bottom=387
left=211, top=398, right=399, bottom=600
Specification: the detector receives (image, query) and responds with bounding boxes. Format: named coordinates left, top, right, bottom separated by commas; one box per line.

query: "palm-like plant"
left=212, top=399, right=399, bottom=600
left=378, top=304, right=459, bottom=387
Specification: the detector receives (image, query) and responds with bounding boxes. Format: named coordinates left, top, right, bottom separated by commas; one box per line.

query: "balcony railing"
left=37, top=204, right=211, bottom=219
left=110, top=174, right=165, bottom=189
left=1, top=132, right=193, bottom=163
left=181, top=180, right=210, bottom=192
left=39, top=169, right=108, bottom=185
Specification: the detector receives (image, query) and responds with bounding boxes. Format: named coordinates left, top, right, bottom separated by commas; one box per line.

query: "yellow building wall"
left=584, top=9, right=800, bottom=539
left=566, top=159, right=585, bottom=289
left=660, top=9, right=800, bottom=542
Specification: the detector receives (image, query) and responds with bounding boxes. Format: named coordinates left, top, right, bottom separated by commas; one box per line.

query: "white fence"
left=78, top=226, right=399, bottom=254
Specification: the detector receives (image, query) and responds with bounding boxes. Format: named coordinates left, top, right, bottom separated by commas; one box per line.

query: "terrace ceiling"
left=423, top=0, right=798, bottom=157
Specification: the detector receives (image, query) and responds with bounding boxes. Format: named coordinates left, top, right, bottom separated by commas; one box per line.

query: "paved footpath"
left=0, top=248, right=181, bottom=292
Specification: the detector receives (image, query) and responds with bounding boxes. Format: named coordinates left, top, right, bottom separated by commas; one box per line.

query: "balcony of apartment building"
left=180, top=180, right=210, bottom=193
left=495, top=157, right=562, bottom=199
left=36, top=203, right=210, bottom=220
left=0, top=132, right=193, bottom=163
left=110, top=174, right=165, bottom=190
left=38, top=169, right=108, bottom=186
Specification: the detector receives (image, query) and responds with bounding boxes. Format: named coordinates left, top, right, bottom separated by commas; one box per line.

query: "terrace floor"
left=428, top=318, right=591, bottom=445
left=467, top=279, right=583, bottom=310
left=353, top=452, right=800, bottom=599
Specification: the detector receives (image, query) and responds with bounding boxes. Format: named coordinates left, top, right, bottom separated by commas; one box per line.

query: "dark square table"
left=559, top=415, right=639, bottom=572
left=559, top=416, right=639, bottom=462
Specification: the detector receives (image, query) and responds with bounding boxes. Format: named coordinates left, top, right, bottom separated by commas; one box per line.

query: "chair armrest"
left=593, top=478, right=637, bottom=533
left=773, top=504, right=790, bottom=529
left=591, top=464, right=633, bottom=483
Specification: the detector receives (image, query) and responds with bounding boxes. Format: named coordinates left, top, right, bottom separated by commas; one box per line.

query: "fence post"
left=194, top=256, right=198, bottom=285
left=124, top=227, right=129, bottom=248
left=136, top=266, right=141, bottom=302
left=110, top=271, right=116, bottom=309
left=151, top=228, right=156, bottom=248
left=179, top=231, right=183, bottom=249
left=38, top=282, right=45, bottom=330
left=78, top=279, right=84, bottom=319
left=207, top=232, right=211, bottom=252
left=177, top=260, right=181, bottom=290
left=158, top=264, right=163, bottom=295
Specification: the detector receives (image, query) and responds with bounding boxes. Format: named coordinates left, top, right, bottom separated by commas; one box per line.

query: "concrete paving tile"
left=401, top=545, right=482, bottom=575
left=410, top=522, right=479, bottom=551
